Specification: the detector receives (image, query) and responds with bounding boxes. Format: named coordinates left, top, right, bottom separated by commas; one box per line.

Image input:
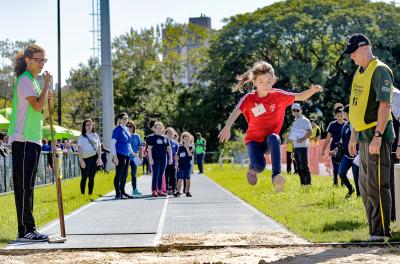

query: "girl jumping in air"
left=218, top=61, right=323, bottom=192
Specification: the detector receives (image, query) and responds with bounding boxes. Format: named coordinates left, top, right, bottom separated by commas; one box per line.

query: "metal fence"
left=0, top=151, right=81, bottom=194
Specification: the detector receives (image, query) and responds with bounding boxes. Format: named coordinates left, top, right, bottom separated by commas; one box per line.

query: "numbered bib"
left=179, top=152, right=186, bottom=157
left=251, top=103, right=266, bottom=117
left=157, top=139, right=163, bottom=144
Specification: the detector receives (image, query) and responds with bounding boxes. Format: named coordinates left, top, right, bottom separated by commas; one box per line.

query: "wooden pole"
left=48, top=98, right=66, bottom=238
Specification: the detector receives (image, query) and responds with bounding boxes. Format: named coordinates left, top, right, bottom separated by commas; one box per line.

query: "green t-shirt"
left=195, top=138, right=206, bottom=154
left=356, top=65, right=395, bottom=143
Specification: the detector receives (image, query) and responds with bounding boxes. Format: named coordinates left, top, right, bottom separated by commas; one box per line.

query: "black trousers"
left=114, top=154, right=130, bottom=196
left=12, top=141, right=41, bottom=237
left=165, top=164, right=177, bottom=191
left=80, top=154, right=98, bottom=195
left=294, top=147, right=311, bottom=185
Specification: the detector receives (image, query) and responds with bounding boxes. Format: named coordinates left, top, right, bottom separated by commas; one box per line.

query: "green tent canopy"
left=0, top=108, right=12, bottom=119
left=0, top=114, right=9, bottom=130
left=43, top=125, right=73, bottom=140
left=68, top=129, right=81, bottom=139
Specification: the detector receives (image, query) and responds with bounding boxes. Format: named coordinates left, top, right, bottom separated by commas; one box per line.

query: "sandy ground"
left=1, top=246, right=400, bottom=264
left=1, top=233, right=400, bottom=264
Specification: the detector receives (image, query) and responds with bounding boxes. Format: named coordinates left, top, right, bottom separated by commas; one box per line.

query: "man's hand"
left=369, top=137, right=382, bottom=155
left=348, top=140, right=357, bottom=157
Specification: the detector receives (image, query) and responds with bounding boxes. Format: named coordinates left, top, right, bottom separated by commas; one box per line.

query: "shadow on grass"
left=322, top=220, right=365, bottom=232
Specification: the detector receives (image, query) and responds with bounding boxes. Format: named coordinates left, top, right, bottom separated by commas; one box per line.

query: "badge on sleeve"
left=251, top=103, right=267, bottom=117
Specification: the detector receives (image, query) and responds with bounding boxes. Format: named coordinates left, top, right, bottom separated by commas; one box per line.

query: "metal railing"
left=0, top=151, right=81, bottom=194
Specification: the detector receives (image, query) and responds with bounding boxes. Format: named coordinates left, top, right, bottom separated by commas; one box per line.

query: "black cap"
left=342, top=34, right=371, bottom=54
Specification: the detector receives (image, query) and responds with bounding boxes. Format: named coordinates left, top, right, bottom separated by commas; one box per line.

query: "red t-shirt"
left=237, top=89, right=296, bottom=144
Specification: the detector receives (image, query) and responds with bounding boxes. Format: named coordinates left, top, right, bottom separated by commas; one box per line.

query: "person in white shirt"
left=77, top=119, right=103, bottom=195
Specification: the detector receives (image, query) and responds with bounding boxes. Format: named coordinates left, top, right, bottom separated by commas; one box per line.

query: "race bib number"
left=251, top=104, right=266, bottom=117
left=157, top=139, right=163, bottom=144
left=179, top=152, right=186, bottom=157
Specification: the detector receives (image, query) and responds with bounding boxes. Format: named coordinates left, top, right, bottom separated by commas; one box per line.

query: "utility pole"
left=100, top=0, right=114, bottom=155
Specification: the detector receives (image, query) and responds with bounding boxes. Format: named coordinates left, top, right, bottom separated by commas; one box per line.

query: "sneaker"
left=173, top=192, right=181, bottom=197
left=152, top=191, right=159, bottom=197
left=167, top=190, right=172, bottom=195
left=157, top=191, right=167, bottom=197
left=273, top=174, right=286, bottom=192
left=132, top=189, right=142, bottom=196
left=368, top=236, right=385, bottom=242
left=115, top=194, right=122, bottom=199
left=247, top=169, right=258, bottom=185
left=18, top=231, right=48, bottom=242
left=122, top=193, right=133, bottom=199
left=186, top=192, right=192, bottom=197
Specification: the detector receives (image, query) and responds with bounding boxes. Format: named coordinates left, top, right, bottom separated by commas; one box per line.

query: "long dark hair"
left=81, top=119, right=95, bottom=137
left=14, top=44, right=45, bottom=77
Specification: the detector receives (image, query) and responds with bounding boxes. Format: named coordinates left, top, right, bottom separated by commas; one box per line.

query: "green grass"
left=205, top=163, right=400, bottom=243
left=0, top=170, right=122, bottom=247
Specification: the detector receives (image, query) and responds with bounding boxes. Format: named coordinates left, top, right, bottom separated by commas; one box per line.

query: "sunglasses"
left=292, top=109, right=300, bottom=112
left=127, top=126, right=133, bottom=129
left=31, top=57, right=48, bottom=63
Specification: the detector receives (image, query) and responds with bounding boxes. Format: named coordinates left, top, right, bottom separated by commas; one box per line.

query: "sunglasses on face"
left=292, top=109, right=300, bottom=112
left=31, top=57, right=48, bottom=63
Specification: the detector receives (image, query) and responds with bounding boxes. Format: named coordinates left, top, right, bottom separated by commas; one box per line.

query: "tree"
left=198, top=0, right=400, bottom=148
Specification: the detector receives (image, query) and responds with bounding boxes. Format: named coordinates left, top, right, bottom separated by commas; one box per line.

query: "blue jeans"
left=130, top=160, right=137, bottom=190
left=246, top=133, right=281, bottom=178
left=151, top=158, right=167, bottom=192
left=338, top=155, right=360, bottom=196
left=196, top=153, right=205, bottom=173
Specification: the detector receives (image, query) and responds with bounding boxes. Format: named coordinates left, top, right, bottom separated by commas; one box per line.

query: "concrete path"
left=6, top=173, right=304, bottom=249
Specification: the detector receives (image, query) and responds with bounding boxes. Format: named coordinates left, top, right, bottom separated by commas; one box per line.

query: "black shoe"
left=18, top=231, right=48, bottom=242
left=186, top=192, right=192, bottom=197
left=173, top=192, right=181, bottom=197
left=115, top=194, right=122, bottom=199
left=122, top=193, right=133, bottom=199
left=345, top=188, right=355, bottom=199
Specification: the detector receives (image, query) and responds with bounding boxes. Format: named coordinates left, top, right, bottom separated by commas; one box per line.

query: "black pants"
left=80, top=154, right=98, bottom=195
left=294, top=147, right=311, bottom=185
left=331, top=156, right=340, bottom=185
left=196, top=153, right=204, bottom=173
left=114, top=154, right=130, bottom=196
left=165, top=164, right=177, bottom=192
left=286, top=151, right=297, bottom=173
left=142, top=157, right=151, bottom=174
left=12, top=141, right=41, bottom=237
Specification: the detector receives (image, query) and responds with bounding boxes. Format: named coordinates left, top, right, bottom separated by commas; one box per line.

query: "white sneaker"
left=273, top=174, right=286, bottom=192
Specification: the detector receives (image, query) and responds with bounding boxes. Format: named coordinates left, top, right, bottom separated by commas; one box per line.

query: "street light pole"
left=57, top=0, right=62, bottom=125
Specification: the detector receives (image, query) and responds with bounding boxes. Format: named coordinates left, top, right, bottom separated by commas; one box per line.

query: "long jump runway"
left=6, top=173, right=304, bottom=249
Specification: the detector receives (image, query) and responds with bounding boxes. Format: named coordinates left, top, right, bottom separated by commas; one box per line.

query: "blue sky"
left=0, top=0, right=275, bottom=85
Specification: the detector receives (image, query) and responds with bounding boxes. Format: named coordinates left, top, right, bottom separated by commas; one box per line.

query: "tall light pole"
left=57, top=0, right=62, bottom=125
left=100, top=0, right=114, bottom=155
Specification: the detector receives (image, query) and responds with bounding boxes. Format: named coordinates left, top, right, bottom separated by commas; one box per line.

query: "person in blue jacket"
left=111, top=112, right=134, bottom=199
